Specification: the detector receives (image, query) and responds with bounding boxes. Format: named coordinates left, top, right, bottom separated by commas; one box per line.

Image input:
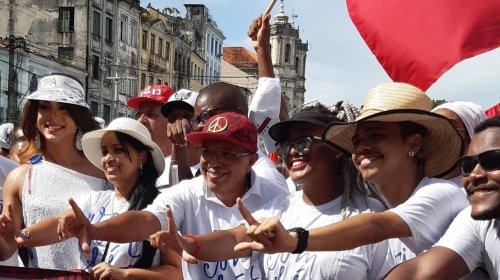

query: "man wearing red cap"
left=57, top=112, right=290, bottom=280
left=127, top=85, right=174, bottom=186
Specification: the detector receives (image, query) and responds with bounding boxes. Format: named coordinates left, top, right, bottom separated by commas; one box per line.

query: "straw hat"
left=323, top=83, right=462, bottom=177
left=82, top=118, right=165, bottom=175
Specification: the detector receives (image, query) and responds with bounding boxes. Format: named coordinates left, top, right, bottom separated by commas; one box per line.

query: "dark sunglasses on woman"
left=276, top=136, right=322, bottom=158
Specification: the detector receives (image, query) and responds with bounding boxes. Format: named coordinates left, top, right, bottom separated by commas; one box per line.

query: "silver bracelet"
left=20, top=229, right=31, bottom=248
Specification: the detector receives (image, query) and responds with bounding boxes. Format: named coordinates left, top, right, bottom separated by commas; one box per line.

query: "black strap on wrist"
left=287, top=227, right=309, bottom=254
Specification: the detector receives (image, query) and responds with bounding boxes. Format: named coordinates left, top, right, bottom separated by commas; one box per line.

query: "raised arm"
left=167, top=119, right=196, bottom=183
left=248, top=14, right=282, bottom=154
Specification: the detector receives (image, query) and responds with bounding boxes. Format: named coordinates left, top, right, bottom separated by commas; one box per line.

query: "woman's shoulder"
left=2, top=163, right=30, bottom=194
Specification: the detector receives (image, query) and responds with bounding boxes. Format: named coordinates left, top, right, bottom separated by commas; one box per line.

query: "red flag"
left=347, top=0, right=500, bottom=91
left=485, top=103, right=500, bottom=118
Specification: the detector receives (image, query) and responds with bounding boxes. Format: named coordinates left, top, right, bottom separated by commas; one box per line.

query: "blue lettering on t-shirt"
left=266, top=252, right=317, bottom=280
left=202, top=258, right=259, bottom=279
left=394, top=247, right=407, bottom=263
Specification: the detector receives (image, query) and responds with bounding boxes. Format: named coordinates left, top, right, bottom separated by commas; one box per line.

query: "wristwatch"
left=287, top=227, right=309, bottom=254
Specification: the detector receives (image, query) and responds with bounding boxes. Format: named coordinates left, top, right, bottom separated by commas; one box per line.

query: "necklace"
left=111, top=194, right=128, bottom=217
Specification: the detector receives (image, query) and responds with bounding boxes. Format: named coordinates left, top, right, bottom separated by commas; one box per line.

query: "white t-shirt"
left=388, top=177, right=469, bottom=263
left=0, top=156, right=20, bottom=267
left=258, top=192, right=394, bottom=280
left=145, top=170, right=289, bottom=280
left=249, top=77, right=281, bottom=155
left=435, top=207, right=499, bottom=279
left=157, top=155, right=199, bottom=188
left=76, top=191, right=160, bottom=271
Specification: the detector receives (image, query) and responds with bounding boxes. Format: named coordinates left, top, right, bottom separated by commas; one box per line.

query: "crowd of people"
left=0, top=13, right=498, bottom=280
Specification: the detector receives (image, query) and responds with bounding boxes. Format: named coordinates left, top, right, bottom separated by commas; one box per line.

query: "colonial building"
left=184, top=4, right=224, bottom=87
left=190, top=51, right=205, bottom=92
left=270, top=0, right=308, bottom=109
left=0, top=0, right=89, bottom=122
left=0, top=0, right=141, bottom=123
left=89, top=0, right=140, bottom=121
left=139, top=5, right=175, bottom=92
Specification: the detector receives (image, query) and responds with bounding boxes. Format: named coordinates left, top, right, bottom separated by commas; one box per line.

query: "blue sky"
left=149, top=0, right=499, bottom=110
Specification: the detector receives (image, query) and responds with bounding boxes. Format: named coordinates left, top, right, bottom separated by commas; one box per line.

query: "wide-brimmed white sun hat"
left=27, top=74, right=89, bottom=109
left=82, top=118, right=165, bottom=175
left=323, top=82, right=462, bottom=177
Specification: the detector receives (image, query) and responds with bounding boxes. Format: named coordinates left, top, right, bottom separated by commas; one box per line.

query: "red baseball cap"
left=187, top=112, right=257, bottom=153
left=127, top=85, right=174, bottom=109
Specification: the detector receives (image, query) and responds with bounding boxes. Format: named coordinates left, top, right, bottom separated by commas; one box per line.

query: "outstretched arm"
left=150, top=202, right=252, bottom=263
left=90, top=240, right=183, bottom=280
left=58, top=199, right=161, bottom=253
left=236, top=210, right=411, bottom=253
left=384, top=247, right=469, bottom=280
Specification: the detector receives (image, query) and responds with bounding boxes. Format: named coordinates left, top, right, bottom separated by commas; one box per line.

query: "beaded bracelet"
left=184, top=234, right=201, bottom=258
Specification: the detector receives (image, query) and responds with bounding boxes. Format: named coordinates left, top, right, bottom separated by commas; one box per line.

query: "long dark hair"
left=114, top=132, right=159, bottom=268
left=18, top=100, right=99, bottom=163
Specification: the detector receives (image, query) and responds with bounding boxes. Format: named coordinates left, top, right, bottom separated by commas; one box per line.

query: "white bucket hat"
left=27, top=74, right=89, bottom=109
left=82, top=118, right=165, bottom=175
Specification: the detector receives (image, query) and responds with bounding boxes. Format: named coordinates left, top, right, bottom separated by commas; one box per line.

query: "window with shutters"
left=58, top=7, right=74, bottom=33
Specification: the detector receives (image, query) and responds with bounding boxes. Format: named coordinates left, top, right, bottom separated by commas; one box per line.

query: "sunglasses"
left=195, top=106, right=238, bottom=124
left=458, top=149, right=500, bottom=176
left=197, top=147, right=251, bottom=162
left=276, top=136, right=322, bottom=158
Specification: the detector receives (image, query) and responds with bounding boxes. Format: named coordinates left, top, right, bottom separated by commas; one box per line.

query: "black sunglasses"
left=458, top=149, right=500, bottom=176
left=196, top=106, right=238, bottom=124
left=276, top=136, right=322, bottom=158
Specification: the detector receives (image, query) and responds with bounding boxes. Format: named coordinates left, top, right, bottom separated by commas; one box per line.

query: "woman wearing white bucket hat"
left=0, top=74, right=110, bottom=270
left=7, top=118, right=181, bottom=279
left=232, top=82, right=470, bottom=265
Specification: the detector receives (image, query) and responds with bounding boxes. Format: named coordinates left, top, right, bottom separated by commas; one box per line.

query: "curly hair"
left=291, top=100, right=386, bottom=218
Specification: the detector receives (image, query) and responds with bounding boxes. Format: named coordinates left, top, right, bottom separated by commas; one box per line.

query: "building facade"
left=138, top=5, right=175, bottom=94
left=0, top=0, right=141, bottom=124
left=184, top=4, right=224, bottom=87
left=88, top=0, right=140, bottom=121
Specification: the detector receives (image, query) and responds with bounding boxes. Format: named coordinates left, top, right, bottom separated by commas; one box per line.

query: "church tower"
left=270, top=0, right=308, bottom=110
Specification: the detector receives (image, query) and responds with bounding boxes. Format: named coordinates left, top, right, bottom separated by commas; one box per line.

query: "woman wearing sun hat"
left=0, top=74, right=110, bottom=270
left=232, top=82, right=470, bottom=265
left=7, top=118, right=182, bottom=279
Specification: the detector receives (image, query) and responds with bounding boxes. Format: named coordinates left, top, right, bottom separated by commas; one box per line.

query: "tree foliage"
left=162, top=7, right=180, bottom=16
left=432, top=99, right=447, bottom=109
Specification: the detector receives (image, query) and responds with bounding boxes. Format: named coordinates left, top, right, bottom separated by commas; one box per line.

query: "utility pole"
left=106, top=73, right=136, bottom=119
left=3, top=0, right=26, bottom=124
